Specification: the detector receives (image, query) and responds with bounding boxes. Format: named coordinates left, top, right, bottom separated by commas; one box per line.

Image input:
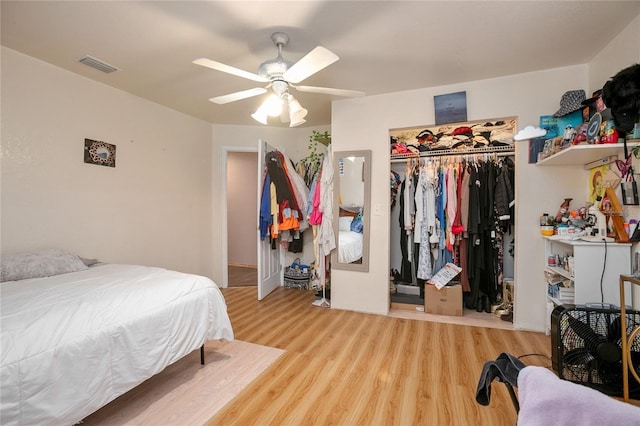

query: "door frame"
left=221, top=145, right=258, bottom=288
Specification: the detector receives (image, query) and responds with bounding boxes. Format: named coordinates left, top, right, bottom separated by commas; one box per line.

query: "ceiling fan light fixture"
left=251, top=108, right=267, bottom=124
left=194, top=32, right=363, bottom=125
left=251, top=94, right=284, bottom=124
left=288, top=95, right=308, bottom=126
left=251, top=108, right=269, bottom=125
left=289, top=117, right=306, bottom=127
left=264, top=94, right=283, bottom=117
left=251, top=101, right=270, bottom=124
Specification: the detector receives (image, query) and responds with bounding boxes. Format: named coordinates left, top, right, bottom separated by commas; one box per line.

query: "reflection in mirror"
left=333, top=150, right=371, bottom=272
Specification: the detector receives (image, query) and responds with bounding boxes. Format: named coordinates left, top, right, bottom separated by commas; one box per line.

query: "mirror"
left=333, top=150, right=371, bottom=272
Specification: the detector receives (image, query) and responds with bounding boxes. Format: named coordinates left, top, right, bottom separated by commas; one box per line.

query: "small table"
left=618, top=274, right=640, bottom=402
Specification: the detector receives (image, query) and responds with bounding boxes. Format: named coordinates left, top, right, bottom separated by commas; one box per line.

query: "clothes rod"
left=390, top=146, right=514, bottom=163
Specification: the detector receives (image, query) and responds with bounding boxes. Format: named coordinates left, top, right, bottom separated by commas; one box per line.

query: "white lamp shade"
left=251, top=105, right=269, bottom=124
left=289, top=117, right=306, bottom=127
left=288, top=96, right=308, bottom=126
left=251, top=95, right=282, bottom=124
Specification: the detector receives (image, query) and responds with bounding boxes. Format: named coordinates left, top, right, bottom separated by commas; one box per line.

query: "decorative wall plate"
left=586, top=112, right=602, bottom=143
left=84, top=138, right=116, bottom=167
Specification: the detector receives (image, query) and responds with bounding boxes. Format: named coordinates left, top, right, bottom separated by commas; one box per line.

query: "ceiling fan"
left=193, top=32, right=365, bottom=125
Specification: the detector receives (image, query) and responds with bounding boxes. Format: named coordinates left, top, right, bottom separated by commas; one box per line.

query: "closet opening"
left=388, top=118, right=517, bottom=329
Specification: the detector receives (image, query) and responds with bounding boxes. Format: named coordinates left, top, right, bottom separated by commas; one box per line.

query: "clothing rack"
left=390, top=145, right=514, bottom=163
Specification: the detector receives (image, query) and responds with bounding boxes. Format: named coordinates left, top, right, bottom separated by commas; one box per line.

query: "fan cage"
left=551, top=304, right=640, bottom=398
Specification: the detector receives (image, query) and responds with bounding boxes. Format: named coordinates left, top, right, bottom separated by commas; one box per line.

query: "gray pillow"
left=0, top=248, right=89, bottom=282
left=79, top=256, right=100, bottom=267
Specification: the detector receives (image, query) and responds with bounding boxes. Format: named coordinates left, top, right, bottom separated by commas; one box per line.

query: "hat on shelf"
left=553, top=89, right=586, bottom=117
left=581, top=89, right=603, bottom=106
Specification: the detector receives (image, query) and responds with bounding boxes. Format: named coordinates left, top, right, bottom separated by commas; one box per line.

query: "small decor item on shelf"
left=540, top=213, right=551, bottom=226
left=554, top=198, right=572, bottom=223
left=586, top=112, right=602, bottom=143
left=540, top=226, right=554, bottom=236
left=600, top=120, right=619, bottom=144
left=283, top=257, right=310, bottom=290
left=562, top=125, right=577, bottom=145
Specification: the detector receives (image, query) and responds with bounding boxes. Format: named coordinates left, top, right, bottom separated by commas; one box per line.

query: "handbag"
left=283, top=257, right=310, bottom=290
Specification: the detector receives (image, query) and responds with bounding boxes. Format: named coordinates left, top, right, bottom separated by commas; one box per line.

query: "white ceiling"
left=2, top=1, right=639, bottom=127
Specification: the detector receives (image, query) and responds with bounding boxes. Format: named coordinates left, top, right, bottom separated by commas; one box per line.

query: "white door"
left=257, top=139, right=282, bottom=300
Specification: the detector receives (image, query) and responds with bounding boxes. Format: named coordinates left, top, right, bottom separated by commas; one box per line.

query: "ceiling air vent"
left=78, top=55, right=119, bottom=74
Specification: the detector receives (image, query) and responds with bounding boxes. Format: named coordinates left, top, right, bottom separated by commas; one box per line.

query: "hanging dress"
left=416, top=164, right=436, bottom=280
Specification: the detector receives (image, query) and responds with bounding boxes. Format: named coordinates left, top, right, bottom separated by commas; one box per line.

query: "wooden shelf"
left=546, top=265, right=572, bottom=279
left=536, top=140, right=640, bottom=167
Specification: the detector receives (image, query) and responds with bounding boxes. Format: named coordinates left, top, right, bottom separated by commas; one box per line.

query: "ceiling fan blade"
left=193, top=58, right=269, bottom=83
left=284, top=46, right=339, bottom=84
left=293, top=85, right=365, bottom=97
left=209, top=87, right=268, bottom=104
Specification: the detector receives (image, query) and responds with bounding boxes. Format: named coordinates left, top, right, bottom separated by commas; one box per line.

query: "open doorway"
left=226, top=150, right=258, bottom=287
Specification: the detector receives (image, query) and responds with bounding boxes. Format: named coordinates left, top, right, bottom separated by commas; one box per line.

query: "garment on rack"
left=390, top=170, right=402, bottom=209
left=445, top=163, right=457, bottom=252
left=259, top=172, right=272, bottom=241
left=318, top=144, right=335, bottom=257
left=416, top=164, right=436, bottom=280
left=260, top=150, right=310, bottom=246
left=281, top=153, right=310, bottom=232
left=398, top=178, right=412, bottom=283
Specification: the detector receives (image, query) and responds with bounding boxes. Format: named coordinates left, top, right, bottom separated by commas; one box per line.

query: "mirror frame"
left=332, top=150, right=371, bottom=272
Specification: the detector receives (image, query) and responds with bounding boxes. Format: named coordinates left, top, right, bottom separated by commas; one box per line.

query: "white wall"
left=1, top=47, right=215, bottom=277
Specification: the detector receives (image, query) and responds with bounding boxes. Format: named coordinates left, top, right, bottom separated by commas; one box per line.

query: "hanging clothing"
left=318, top=144, right=336, bottom=256
left=280, top=151, right=310, bottom=232
left=308, top=172, right=322, bottom=225
left=416, top=164, right=436, bottom=280
left=390, top=170, right=402, bottom=209
left=398, top=164, right=419, bottom=284
left=259, top=172, right=272, bottom=241
left=398, top=178, right=413, bottom=283
left=260, top=149, right=310, bottom=246
left=391, top=154, right=514, bottom=308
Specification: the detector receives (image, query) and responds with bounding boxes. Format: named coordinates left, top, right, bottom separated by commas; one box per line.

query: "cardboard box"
left=424, top=284, right=463, bottom=316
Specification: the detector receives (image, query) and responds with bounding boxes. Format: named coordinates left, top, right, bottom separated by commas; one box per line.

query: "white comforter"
left=0, top=264, right=234, bottom=425
left=338, top=230, right=363, bottom=264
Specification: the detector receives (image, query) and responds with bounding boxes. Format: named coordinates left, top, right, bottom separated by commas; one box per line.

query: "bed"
left=0, top=248, right=234, bottom=425
left=337, top=208, right=363, bottom=264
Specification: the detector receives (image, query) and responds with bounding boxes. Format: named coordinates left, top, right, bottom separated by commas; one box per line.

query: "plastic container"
left=540, top=225, right=554, bottom=236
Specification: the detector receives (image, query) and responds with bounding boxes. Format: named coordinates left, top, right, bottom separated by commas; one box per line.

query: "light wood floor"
left=228, top=264, right=257, bottom=287
left=207, top=287, right=552, bottom=426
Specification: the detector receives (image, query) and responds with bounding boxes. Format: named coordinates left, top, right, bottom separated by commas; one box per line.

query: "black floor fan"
left=551, top=304, right=640, bottom=399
